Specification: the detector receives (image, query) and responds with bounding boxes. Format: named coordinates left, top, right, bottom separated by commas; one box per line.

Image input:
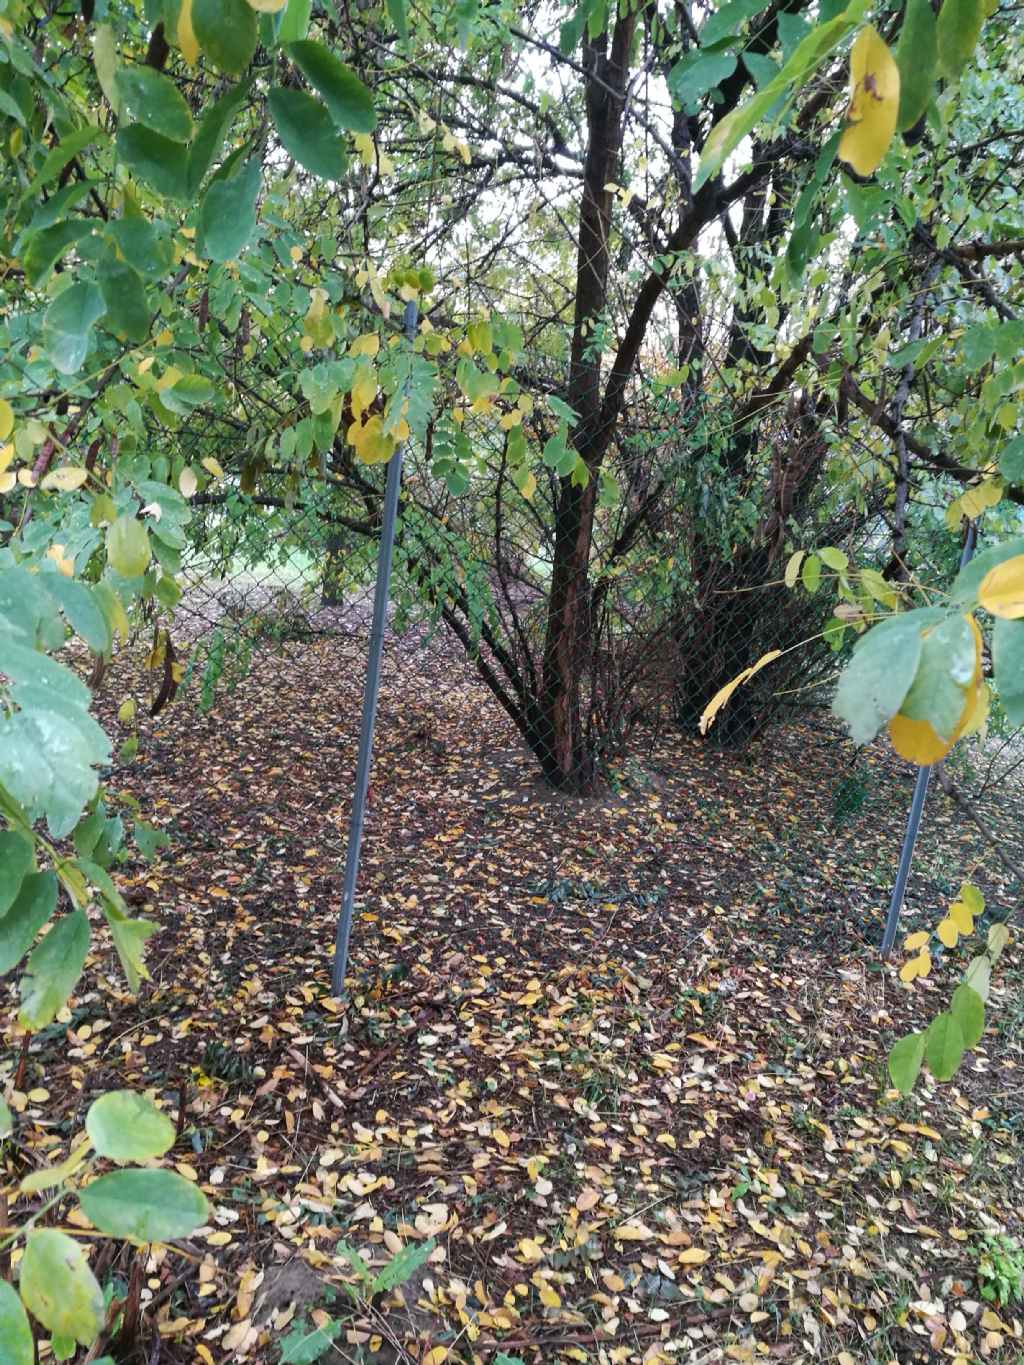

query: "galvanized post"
left=879, top=522, right=977, bottom=957
left=332, top=299, right=418, bottom=996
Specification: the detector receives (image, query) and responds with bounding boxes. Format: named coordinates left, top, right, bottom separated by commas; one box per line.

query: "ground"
left=3, top=621, right=1024, bottom=1365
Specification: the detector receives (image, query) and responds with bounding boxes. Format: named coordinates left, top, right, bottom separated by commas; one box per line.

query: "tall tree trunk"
left=537, top=16, right=635, bottom=791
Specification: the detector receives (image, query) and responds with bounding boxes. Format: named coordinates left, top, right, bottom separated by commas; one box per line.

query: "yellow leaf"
left=948, top=900, right=974, bottom=935
left=699, top=650, right=782, bottom=736
left=517, top=1238, right=544, bottom=1263
left=900, top=949, right=931, bottom=983
left=0, top=398, right=12, bottom=441
left=202, top=456, right=224, bottom=479
left=349, top=332, right=380, bottom=358
left=936, top=917, right=959, bottom=948
left=0, top=442, right=13, bottom=474
left=784, top=550, right=804, bottom=588
left=904, top=931, right=930, bottom=951
left=960, top=478, right=1003, bottom=519
left=348, top=415, right=395, bottom=465
left=177, top=0, right=200, bottom=64
left=888, top=712, right=953, bottom=765
left=613, top=1221, right=654, bottom=1241
left=353, top=132, right=375, bottom=167
left=246, top=0, right=286, bottom=9
left=179, top=466, right=198, bottom=498
left=838, top=26, right=900, bottom=177
left=349, top=363, right=377, bottom=419
left=40, top=465, right=89, bottom=492
left=978, top=554, right=1024, bottom=619
left=519, top=470, right=537, bottom=501
left=422, top=1350, right=449, bottom=1365
left=678, top=1247, right=710, bottom=1265
left=538, top=1283, right=561, bottom=1308
left=575, top=1186, right=600, bottom=1212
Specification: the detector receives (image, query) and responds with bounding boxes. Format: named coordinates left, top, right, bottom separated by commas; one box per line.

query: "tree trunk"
left=536, top=16, right=635, bottom=792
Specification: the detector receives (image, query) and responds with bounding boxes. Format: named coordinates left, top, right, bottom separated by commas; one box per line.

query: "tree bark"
left=537, top=15, right=635, bottom=791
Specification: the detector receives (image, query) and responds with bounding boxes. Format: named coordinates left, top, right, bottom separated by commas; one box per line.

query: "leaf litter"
left=2, top=630, right=1023, bottom=1363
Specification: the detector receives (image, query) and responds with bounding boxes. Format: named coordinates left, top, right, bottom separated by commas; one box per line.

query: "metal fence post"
left=879, top=522, right=977, bottom=957
left=332, top=299, right=418, bottom=996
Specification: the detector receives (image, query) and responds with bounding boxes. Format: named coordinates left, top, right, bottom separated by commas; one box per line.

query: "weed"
left=975, top=1232, right=1024, bottom=1306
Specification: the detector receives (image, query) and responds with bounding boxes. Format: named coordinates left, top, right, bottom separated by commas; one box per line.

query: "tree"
left=1, top=2, right=1023, bottom=1340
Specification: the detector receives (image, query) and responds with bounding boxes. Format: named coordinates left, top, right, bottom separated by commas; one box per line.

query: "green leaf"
left=43, top=576, right=113, bottom=653
left=936, top=0, right=985, bottom=78
left=896, top=0, right=938, bottom=130
left=43, top=282, right=106, bottom=375
left=0, top=1094, right=12, bottom=1138
left=371, top=1238, right=435, bottom=1294
left=106, top=218, right=175, bottom=280
left=114, top=65, right=193, bottom=142
left=0, top=567, right=64, bottom=647
left=925, top=1011, right=965, bottom=1082
left=952, top=535, right=1024, bottom=604
left=107, top=514, right=152, bottom=578
left=269, top=86, right=349, bottom=181
left=19, top=1230, right=103, bottom=1346
left=801, top=553, right=821, bottom=592
left=19, top=909, right=90, bottom=1031
left=950, top=983, right=985, bottom=1048
left=117, top=125, right=190, bottom=200
left=79, top=1169, right=208, bottom=1243
left=160, top=374, right=216, bottom=414
left=832, top=611, right=930, bottom=745
left=0, top=706, right=109, bottom=838
left=0, top=1281, right=35, bottom=1365
left=279, top=1318, right=342, bottom=1364
left=700, top=0, right=763, bottom=46
left=192, top=0, right=258, bottom=73
left=695, top=0, right=869, bottom=191
left=667, top=49, right=738, bottom=111
left=0, top=830, right=33, bottom=918
left=103, top=905, right=156, bottom=991
left=0, top=631, right=91, bottom=709
left=287, top=41, right=377, bottom=132
left=899, top=613, right=976, bottom=740
left=135, top=821, right=171, bottom=861
left=187, top=79, right=250, bottom=195
left=25, top=128, right=107, bottom=197
left=817, top=546, right=848, bottom=573
left=22, top=220, right=94, bottom=288
left=198, top=159, right=261, bottom=262
left=386, top=0, right=408, bottom=42
left=98, top=256, right=151, bottom=344
left=1000, top=436, right=1024, bottom=485
left=86, top=1091, right=175, bottom=1161
left=992, top=618, right=1024, bottom=727
left=278, top=0, right=312, bottom=42
left=888, top=1031, right=926, bottom=1095
left=965, top=953, right=991, bottom=1002
left=0, top=872, right=58, bottom=974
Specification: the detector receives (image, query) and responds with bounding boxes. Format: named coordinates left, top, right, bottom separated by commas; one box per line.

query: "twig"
left=936, top=765, right=1024, bottom=887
